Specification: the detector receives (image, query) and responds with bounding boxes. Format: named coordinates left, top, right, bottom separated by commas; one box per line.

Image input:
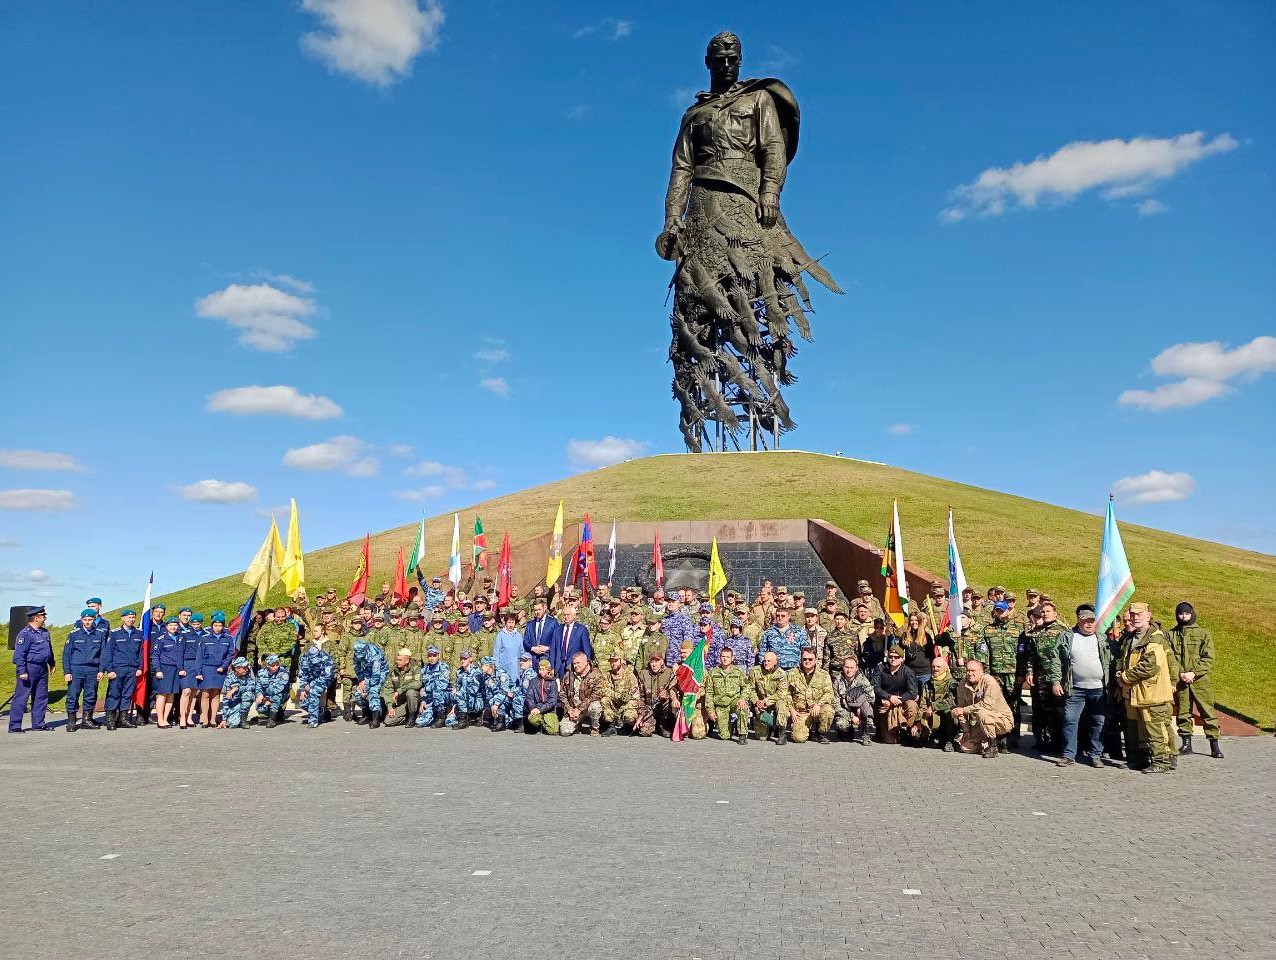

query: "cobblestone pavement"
left=2, top=723, right=1272, bottom=960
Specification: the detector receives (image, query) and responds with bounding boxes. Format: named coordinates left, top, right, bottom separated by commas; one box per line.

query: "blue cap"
left=231, top=656, right=249, bottom=668
left=426, top=645, right=440, bottom=654
left=121, top=609, right=137, bottom=617
left=191, top=612, right=204, bottom=623
left=211, top=611, right=226, bottom=623
left=86, top=597, right=102, bottom=605
left=265, top=654, right=280, bottom=665
left=80, top=608, right=96, bottom=619
left=480, top=656, right=496, bottom=666
left=166, top=617, right=179, bottom=625
left=153, top=603, right=166, bottom=611
left=993, top=601, right=1010, bottom=612
left=26, top=605, right=46, bottom=617
left=460, top=648, right=473, bottom=659
left=518, top=651, right=532, bottom=661
left=178, top=606, right=192, bottom=615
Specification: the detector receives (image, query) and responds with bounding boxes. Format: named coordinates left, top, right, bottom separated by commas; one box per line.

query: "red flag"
left=653, top=529, right=664, bottom=586
left=393, top=546, right=408, bottom=602
left=573, top=513, right=598, bottom=594
left=496, top=531, right=512, bottom=608
left=347, top=533, right=371, bottom=601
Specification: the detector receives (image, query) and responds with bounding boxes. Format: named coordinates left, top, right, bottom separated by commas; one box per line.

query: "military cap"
left=699, top=601, right=713, bottom=613
left=833, top=608, right=849, bottom=618
left=121, top=608, right=137, bottom=617
left=80, top=608, right=96, bottom=619
left=153, top=603, right=166, bottom=611
left=265, top=654, right=281, bottom=665
left=431, top=613, right=445, bottom=622
left=178, top=606, right=193, bottom=614
left=373, top=611, right=385, bottom=621
left=397, top=647, right=413, bottom=658
left=431, top=576, right=442, bottom=583
left=460, top=648, right=474, bottom=659
left=482, top=611, right=496, bottom=621
left=210, top=611, right=225, bottom=623
left=518, top=651, right=532, bottom=661
left=776, top=585, right=789, bottom=593
left=461, top=600, right=473, bottom=608
left=991, top=585, right=1006, bottom=593
left=1129, top=602, right=1150, bottom=615
left=646, top=613, right=661, bottom=625
left=500, top=609, right=518, bottom=621
left=191, top=612, right=204, bottom=623
left=389, top=607, right=403, bottom=617
left=856, top=579, right=870, bottom=588
left=27, top=605, right=46, bottom=617
left=426, top=645, right=440, bottom=654
left=1004, top=591, right=1017, bottom=601
left=1026, top=587, right=1040, bottom=597
left=992, top=601, right=1010, bottom=612
left=456, top=621, right=470, bottom=631
left=730, top=617, right=744, bottom=628
left=231, top=656, right=249, bottom=668
left=480, top=656, right=496, bottom=666
left=803, top=607, right=818, bottom=616
left=1040, top=594, right=1054, bottom=605
left=607, top=650, right=624, bottom=659
left=165, top=616, right=179, bottom=624
left=1075, top=607, right=1096, bottom=622
left=825, top=580, right=837, bottom=589
left=86, top=597, right=102, bottom=605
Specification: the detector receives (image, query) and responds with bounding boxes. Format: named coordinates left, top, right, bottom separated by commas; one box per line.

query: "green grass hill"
left=9, top=452, right=1274, bottom=726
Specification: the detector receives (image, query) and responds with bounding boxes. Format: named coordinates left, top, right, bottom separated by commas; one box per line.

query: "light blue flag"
left=1095, top=497, right=1135, bottom=631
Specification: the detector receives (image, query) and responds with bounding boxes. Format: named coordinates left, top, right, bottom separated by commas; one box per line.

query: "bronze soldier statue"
left=658, top=31, right=842, bottom=452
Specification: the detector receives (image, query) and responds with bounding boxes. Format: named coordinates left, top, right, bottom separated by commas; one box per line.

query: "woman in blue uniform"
left=150, top=618, right=183, bottom=729
left=196, top=611, right=235, bottom=727
left=177, top=613, right=205, bottom=728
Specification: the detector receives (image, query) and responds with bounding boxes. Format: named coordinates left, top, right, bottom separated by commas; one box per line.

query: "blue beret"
left=264, top=654, right=280, bottom=665
left=165, top=616, right=179, bottom=625
left=26, top=605, right=45, bottom=617
left=121, top=609, right=137, bottom=617
left=231, top=656, right=249, bottom=668
left=153, top=603, right=166, bottom=611
left=86, top=597, right=102, bottom=605
left=211, top=611, right=226, bottom=623
left=191, top=612, right=204, bottom=622
left=178, top=607, right=192, bottom=615
left=80, top=608, right=96, bottom=619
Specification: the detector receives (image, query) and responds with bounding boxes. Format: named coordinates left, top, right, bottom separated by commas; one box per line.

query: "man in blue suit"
left=522, top=597, right=561, bottom=671
left=553, top=602, right=594, bottom=678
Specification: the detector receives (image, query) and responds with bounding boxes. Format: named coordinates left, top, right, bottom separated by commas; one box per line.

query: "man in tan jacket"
left=1118, top=602, right=1176, bottom=774
left=953, top=658, right=1014, bottom=758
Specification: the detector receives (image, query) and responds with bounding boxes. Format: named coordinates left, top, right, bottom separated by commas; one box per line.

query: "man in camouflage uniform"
left=471, top=613, right=498, bottom=663
left=787, top=647, right=834, bottom=744
left=599, top=651, right=640, bottom=736
left=254, top=609, right=298, bottom=688
left=635, top=651, right=676, bottom=737
left=703, top=645, right=750, bottom=744
left=296, top=635, right=335, bottom=728
left=219, top=657, right=257, bottom=729
left=254, top=655, right=291, bottom=728
left=509, top=652, right=535, bottom=728
left=1027, top=600, right=1070, bottom=753
left=336, top=620, right=362, bottom=721
left=414, top=645, right=454, bottom=729
left=981, top=601, right=1022, bottom=748
left=1118, top=602, right=1176, bottom=773
left=802, top=608, right=828, bottom=671
left=747, top=649, right=791, bottom=744
left=479, top=656, right=515, bottom=730
left=953, top=658, right=1014, bottom=758
left=852, top=580, right=885, bottom=623
left=639, top=614, right=669, bottom=667
left=382, top=648, right=422, bottom=728
left=1168, top=601, right=1223, bottom=759
left=352, top=635, right=389, bottom=730
left=449, top=650, right=483, bottom=729
left=832, top=655, right=875, bottom=745
left=620, top=608, right=647, bottom=665
left=560, top=651, right=604, bottom=736
left=823, top=610, right=859, bottom=678
left=922, top=582, right=949, bottom=638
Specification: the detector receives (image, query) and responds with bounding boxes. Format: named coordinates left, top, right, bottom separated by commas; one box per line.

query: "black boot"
left=601, top=725, right=617, bottom=737
left=858, top=730, right=873, bottom=746
left=369, top=708, right=382, bottom=730
left=265, top=715, right=278, bottom=729
left=454, top=712, right=470, bottom=731
left=1209, top=737, right=1224, bottom=759
left=66, top=710, right=78, bottom=733
left=343, top=702, right=353, bottom=722
left=105, top=711, right=117, bottom=731
left=775, top=729, right=789, bottom=746
left=431, top=716, right=446, bottom=729
left=122, top=709, right=137, bottom=728
left=81, top=711, right=100, bottom=730
left=1179, top=734, right=1194, bottom=755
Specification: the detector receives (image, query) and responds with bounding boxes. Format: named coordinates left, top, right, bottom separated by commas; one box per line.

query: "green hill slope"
left=12, top=452, right=1275, bottom=725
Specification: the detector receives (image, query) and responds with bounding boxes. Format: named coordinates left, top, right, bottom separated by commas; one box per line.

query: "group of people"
left=8, top=575, right=1224, bottom=773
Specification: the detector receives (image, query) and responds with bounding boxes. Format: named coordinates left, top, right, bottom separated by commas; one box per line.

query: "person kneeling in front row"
left=952, top=658, right=1014, bottom=758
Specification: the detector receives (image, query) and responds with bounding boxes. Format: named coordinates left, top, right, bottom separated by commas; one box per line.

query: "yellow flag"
left=545, top=499, right=564, bottom=588
left=708, top=536, right=728, bottom=608
left=244, top=515, right=284, bottom=600
left=280, top=498, right=305, bottom=594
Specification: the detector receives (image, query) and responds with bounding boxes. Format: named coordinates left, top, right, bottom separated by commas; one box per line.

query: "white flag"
left=607, top=519, right=617, bottom=584
left=448, top=513, right=462, bottom=587
left=946, top=509, right=968, bottom=635
left=893, top=499, right=910, bottom=612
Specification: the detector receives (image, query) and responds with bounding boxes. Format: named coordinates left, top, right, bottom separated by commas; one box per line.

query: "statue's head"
left=705, top=31, right=741, bottom=87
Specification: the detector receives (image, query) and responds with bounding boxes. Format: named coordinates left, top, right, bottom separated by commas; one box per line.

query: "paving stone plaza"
left=2, top=726, right=1271, bottom=959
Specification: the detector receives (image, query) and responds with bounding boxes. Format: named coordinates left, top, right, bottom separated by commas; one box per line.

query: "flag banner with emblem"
left=708, top=536, right=728, bottom=609
left=943, top=509, right=968, bottom=634
left=545, top=500, right=564, bottom=588
left=607, top=519, right=617, bottom=586
left=881, top=500, right=909, bottom=628
left=671, top=636, right=707, bottom=742
left=280, top=498, right=305, bottom=594
left=347, top=533, right=370, bottom=601
left=229, top=589, right=256, bottom=654
left=653, top=529, right=664, bottom=586
left=1095, top=496, right=1135, bottom=631
left=572, top=513, right=598, bottom=594
left=448, top=513, right=462, bottom=587
left=133, top=571, right=155, bottom=709
left=496, top=531, right=513, bottom=608
left=407, top=512, right=427, bottom=576
left=244, top=515, right=285, bottom=600
left=473, top=516, right=488, bottom=570
left=393, top=546, right=408, bottom=602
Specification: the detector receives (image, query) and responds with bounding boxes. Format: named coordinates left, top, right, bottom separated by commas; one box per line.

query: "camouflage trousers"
left=709, top=702, right=749, bottom=739
left=299, top=683, right=328, bottom=726
left=510, top=687, right=527, bottom=723
left=258, top=689, right=287, bottom=718
left=414, top=691, right=452, bottom=727
left=790, top=706, right=832, bottom=744
left=526, top=709, right=560, bottom=735
left=635, top=702, right=673, bottom=738
left=751, top=701, right=790, bottom=740
left=1175, top=680, right=1220, bottom=738
left=994, top=673, right=1023, bottom=744
left=454, top=676, right=483, bottom=715
left=1135, top=702, right=1175, bottom=771
left=560, top=702, right=603, bottom=736
left=601, top=692, right=638, bottom=728
left=354, top=680, right=383, bottom=713
left=221, top=689, right=255, bottom=728
left=833, top=702, right=874, bottom=738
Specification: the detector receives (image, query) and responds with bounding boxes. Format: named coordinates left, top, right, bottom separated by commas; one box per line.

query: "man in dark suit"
left=553, top=602, right=595, bottom=678
left=523, top=597, right=561, bottom=671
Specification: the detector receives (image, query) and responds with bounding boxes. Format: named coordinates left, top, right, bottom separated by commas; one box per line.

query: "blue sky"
left=1, top=1, right=1273, bottom=620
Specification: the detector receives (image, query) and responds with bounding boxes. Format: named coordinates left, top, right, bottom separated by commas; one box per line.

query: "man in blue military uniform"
left=254, top=654, right=291, bottom=728
left=414, top=645, right=453, bottom=728
left=102, top=609, right=145, bottom=730
left=352, top=633, right=389, bottom=729
left=759, top=607, right=809, bottom=669
left=84, top=597, right=111, bottom=636
left=450, top=649, right=484, bottom=729
left=63, top=608, right=107, bottom=731
left=297, top=634, right=335, bottom=728
left=510, top=651, right=536, bottom=730
left=479, top=655, right=515, bottom=730
left=220, top=658, right=258, bottom=729
left=9, top=606, right=55, bottom=733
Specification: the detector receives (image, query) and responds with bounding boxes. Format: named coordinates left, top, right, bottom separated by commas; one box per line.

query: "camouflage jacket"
left=255, top=621, right=298, bottom=659
left=1029, top=622, right=1070, bottom=684
left=601, top=665, right=640, bottom=704
left=746, top=664, right=789, bottom=708
left=1167, top=622, right=1214, bottom=677
left=419, top=659, right=452, bottom=698
left=786, top=666, right=834, bottom=712
left=982, top=621, right=1020, bottom=675
left=636, top=664, right=675, bottom=707
left=704, top=665, right=749, bottom=707
left=823, top=629, right=861, bottom=674
left=560, top=667, right=604, bottom=711
left=831, top=671, right=874, bottom=711
left=383, top=662, right=422, bottom=703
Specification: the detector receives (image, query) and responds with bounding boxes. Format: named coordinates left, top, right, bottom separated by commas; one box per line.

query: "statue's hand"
left=655, top=218, right=682, bottom=262
left=759, top=196, right=779, bottom=229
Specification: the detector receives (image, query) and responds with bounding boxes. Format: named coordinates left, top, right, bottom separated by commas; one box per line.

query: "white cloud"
left=474, top=348, right=510, bottom=363
left=256, top=504, right=291, bottom=520
left=393, top=485, right=447, bottom=501
left=886, top=423, right=914, bottom=436
left=573, top=18, right=632, bottom=40
left=0, top=489, right=77, bottom=511
left=282, top=435, right=379, bottom=477
left=300, top=0, right=444, bottom=87
left=0, top=449, right=86, bottom=472
left=0, top=537, right=19, bottom=548
left=206, top=385, right=343, bottom=420
left=565, top=104, right=590, bottom=121
left=196, top=282, right=318, bottom=352
left=0, top=569, right=56, bottom=588
left=28, top=569, right=48, bottom=582
left=258, top=272, right=315, bottom=294
left=480, top=377, right=510, bottom=398
left=177, top=479, right=259, bottom=504
left=404, top=460, right=466, bottom=485
left=567, top=436, right=648, bottom=468
left=758, top=45, right=797, bottom=70
left=1112, top=470, right=1195, bottom=505
left=472, top=479, right=497, bottom=491
left=388, top=444, right=416, bottom=458
left=1119, top=335, right=1276, bottom=411
left=941, top=132, right=1238, bottom=222
left=1137, top=198, right=1168, bottom=217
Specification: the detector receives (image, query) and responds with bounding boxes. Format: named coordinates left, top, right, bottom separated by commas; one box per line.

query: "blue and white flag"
left=448, top=513, right=462, bottom=588
left=945, top=510, right=968, bottom=635
left=1095, top=496, right=1135, bottom=631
